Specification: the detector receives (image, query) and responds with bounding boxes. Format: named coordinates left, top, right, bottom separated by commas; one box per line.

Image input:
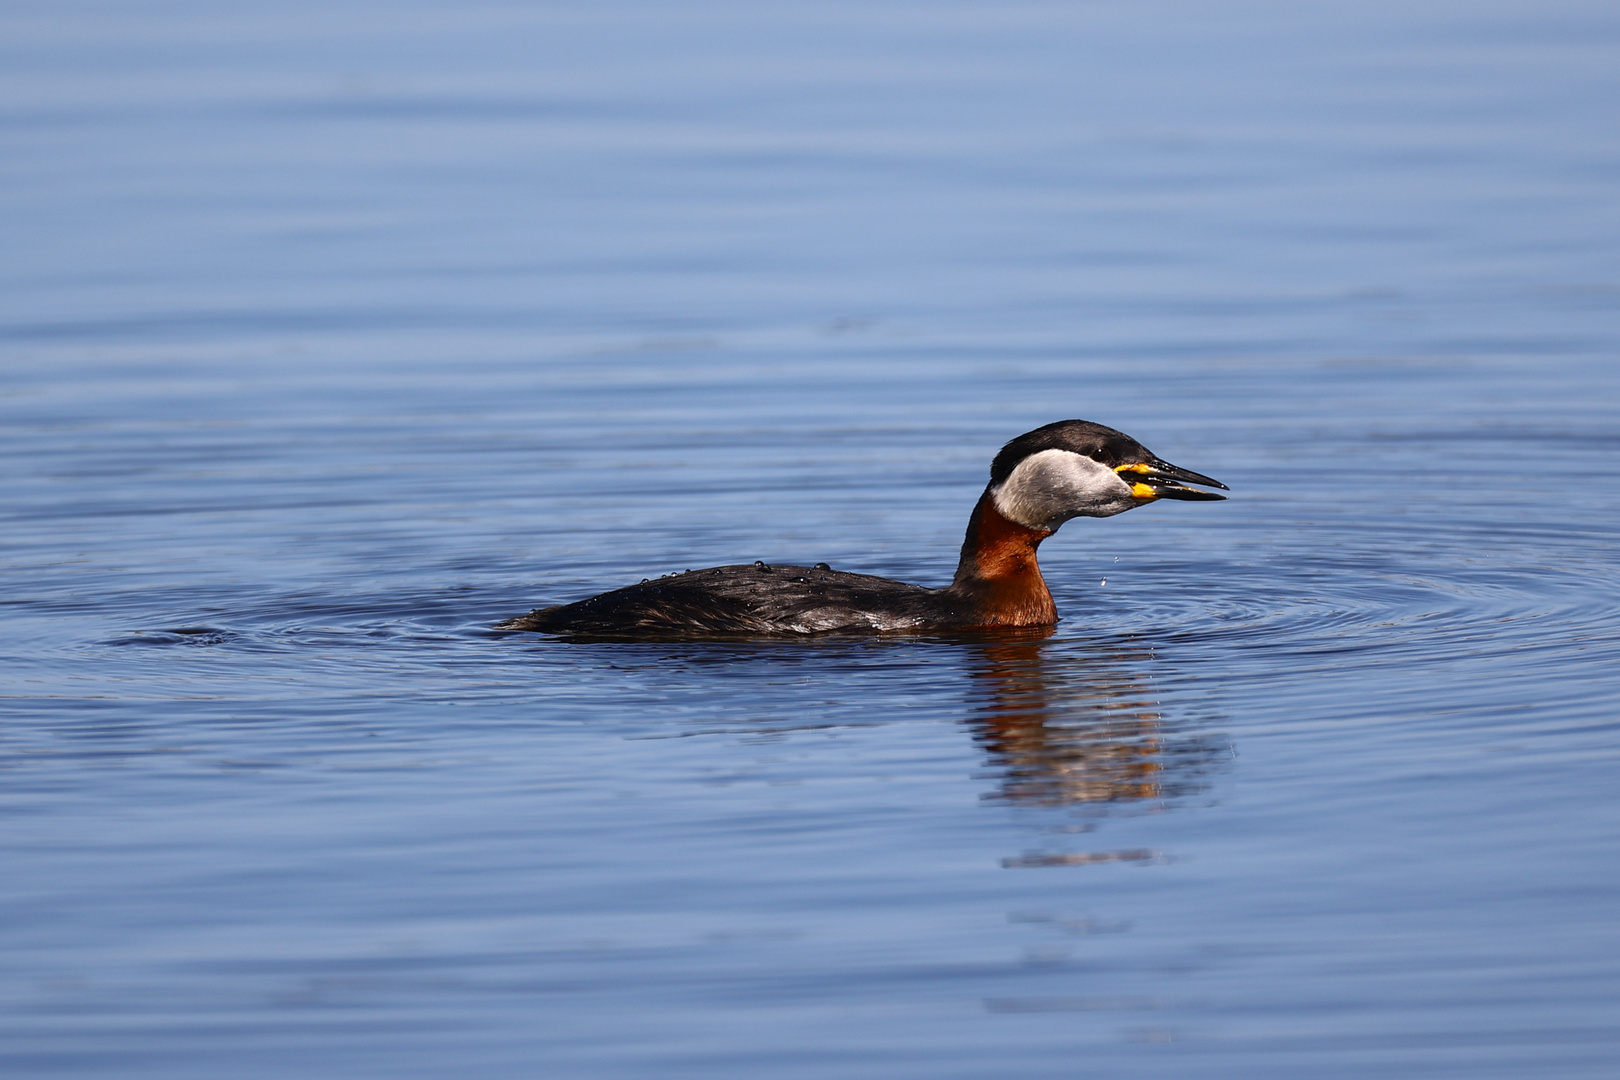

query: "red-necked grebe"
left=497, top=419, right=1226, bottom=635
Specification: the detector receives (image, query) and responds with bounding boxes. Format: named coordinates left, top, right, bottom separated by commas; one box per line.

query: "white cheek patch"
left=990, top=449, right=1138, bottom=530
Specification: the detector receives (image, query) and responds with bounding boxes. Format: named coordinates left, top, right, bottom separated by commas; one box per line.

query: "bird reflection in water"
left=963, top=635, right=1223, bottom=810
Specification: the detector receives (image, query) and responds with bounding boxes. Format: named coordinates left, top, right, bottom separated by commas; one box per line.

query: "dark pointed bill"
left=1115, top=458, right=1229, bottom=502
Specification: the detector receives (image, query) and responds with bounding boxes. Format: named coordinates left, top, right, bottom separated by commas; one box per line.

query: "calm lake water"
left=4, top=1, right=1620, bottom=1076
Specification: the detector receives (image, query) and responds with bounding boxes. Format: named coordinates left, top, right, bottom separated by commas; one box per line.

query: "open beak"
left=1115, top=458, right=1229, bottom=502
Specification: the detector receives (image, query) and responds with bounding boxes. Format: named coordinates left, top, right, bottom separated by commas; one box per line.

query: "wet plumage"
left=507, top=563, right=947, bottom=635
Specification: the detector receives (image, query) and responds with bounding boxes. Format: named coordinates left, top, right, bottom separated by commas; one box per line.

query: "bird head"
left=987, top=420, right=1228, bottom=532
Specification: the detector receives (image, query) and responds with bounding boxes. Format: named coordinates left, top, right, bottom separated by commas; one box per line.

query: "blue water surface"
left=3, top=1, right=1619, bottom=1077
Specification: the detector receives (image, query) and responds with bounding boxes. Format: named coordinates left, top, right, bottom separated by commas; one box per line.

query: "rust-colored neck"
left=947, top=488, right=1058, bottom=627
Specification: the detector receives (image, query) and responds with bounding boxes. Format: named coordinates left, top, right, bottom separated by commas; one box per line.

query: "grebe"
left=497, top=419, right=1226, bottom=636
